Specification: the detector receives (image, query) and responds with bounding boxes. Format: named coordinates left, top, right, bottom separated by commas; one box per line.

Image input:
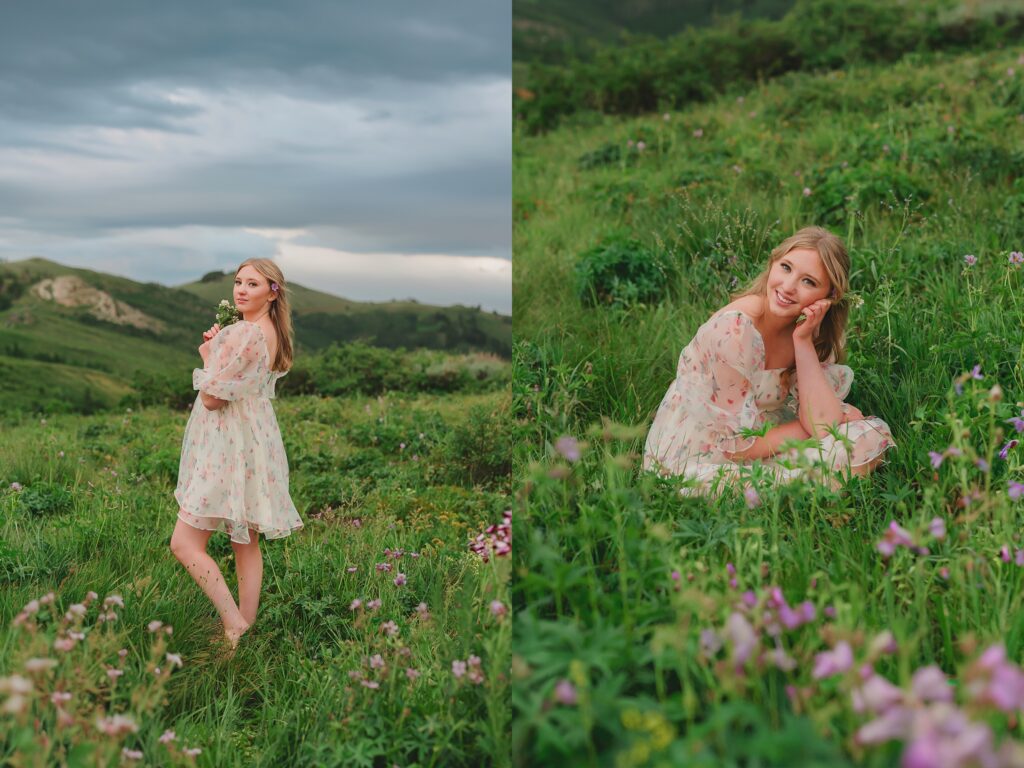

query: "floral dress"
left=643, top=310, right=895, bottom=494
left=175, top=321, right=303, bottom=543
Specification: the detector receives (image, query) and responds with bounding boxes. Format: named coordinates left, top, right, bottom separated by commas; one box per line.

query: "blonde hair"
left=235, top=258, right=294, bottom=372
left=731, top=226, right=851, bottom=377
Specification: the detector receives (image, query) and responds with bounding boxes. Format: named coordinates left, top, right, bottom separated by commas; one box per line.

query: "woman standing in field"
left=643, top=226, right=895, bottom=494
left=171, top=258, right=302, bottom=649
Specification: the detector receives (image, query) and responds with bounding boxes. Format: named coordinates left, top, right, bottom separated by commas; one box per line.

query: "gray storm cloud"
left=0, top=0, right=511, bottom=313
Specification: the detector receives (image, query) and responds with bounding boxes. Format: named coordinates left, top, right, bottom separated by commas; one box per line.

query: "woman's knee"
left=170, top=519, right=205, bottom=560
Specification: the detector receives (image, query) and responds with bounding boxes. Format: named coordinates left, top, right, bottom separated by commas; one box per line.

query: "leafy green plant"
left=575, top=235, right=666, bottom=309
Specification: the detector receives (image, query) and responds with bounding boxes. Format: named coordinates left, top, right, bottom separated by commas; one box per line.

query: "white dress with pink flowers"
left=643, top=310, right=895, bottom=495
left=175, top=321, right=302, bottom=543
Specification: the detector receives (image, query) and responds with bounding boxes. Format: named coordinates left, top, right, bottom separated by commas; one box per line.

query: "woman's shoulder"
left=713, top=295, right=764, bottom=324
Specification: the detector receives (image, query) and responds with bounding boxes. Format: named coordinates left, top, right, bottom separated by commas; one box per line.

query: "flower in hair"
left=271, top=282, right=279, bottom=293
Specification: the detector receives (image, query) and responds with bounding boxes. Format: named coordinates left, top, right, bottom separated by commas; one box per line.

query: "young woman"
left=643, top=226, right=895, bottom=495
left=171, top=258, right=302, bottom=648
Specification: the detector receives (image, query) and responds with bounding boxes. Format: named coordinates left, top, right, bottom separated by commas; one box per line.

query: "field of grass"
left=0, top=390, right=511, bottom=766
left=512, top=43, right=1024, bottom=766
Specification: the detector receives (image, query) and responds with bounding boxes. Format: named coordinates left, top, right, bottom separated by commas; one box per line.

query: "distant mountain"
left=0, top=257, right=510, bottom=414
left=514, top=0, right=794, bottom=62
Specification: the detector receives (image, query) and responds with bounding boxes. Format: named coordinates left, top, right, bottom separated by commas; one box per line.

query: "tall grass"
left=513, top=44, right=1024, bottom=766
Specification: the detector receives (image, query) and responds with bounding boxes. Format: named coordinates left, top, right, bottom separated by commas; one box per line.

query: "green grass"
left=0, top=390, right=511, bottom=767
left=512, top=44, right=1024, bottom=766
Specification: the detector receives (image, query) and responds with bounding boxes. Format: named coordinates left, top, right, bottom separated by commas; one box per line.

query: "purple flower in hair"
left=271, top=282, right=280, bottom=292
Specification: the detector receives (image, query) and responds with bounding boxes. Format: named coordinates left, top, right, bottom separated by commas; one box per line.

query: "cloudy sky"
left=0, top=1, right=511, bottom=313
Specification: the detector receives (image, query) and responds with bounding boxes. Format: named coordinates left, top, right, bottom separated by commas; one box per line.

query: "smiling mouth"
left=774, top=290, right=796, bottom=306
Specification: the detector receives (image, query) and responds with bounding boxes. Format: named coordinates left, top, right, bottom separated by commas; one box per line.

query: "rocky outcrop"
left=31, top=276, right=166, bottom=333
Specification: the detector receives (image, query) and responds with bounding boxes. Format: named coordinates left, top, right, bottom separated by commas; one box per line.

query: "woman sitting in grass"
left=643, top=226, right=895, bottom=494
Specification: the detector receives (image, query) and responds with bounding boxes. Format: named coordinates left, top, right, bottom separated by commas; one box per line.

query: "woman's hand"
left=792, top=298, right=831, bottom=345
left=202, top=323, right=221, bottom=342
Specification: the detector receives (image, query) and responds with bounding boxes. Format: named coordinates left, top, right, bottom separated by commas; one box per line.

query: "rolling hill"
left=0, top=257, right=511, bottom=414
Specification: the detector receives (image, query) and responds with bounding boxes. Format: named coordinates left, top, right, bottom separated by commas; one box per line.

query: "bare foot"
left=224, top=620, right=251, bottom=651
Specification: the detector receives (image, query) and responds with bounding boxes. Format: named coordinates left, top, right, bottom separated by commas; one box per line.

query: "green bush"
left=15, top=482, right=74, bottom=517
left=575, top=235, right=667, bottom=309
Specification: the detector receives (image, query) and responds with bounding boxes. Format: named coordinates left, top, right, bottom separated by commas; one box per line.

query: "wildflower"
left=166, top=653, right=183, bottom=668
left=118, top=649, right=128, bottom=659
left=725, top=612, right=758, bottom=665
left=911, top=666, right=953, bottom=703
left=366, top=599, right=382, bottom=611
left=51, top=691, right=72, bottom=704
left=147, top=620, right=164, bottom=633
left=183, top=747, right=202, bottom=757
left=1009, top=481, right=1024, bottom=501
left=929, top=517, right=946, bottom=540
left=346, top=566, right=357, bottom=573
left=351, top=518, right=362, bottom=528
left=1010, top=251, right=1023, bottom=265
left=452, top=660, right=467, bottom=678
left=104, top=595, right=124, bottom=609
left=554, top=436, right=581, bottom=462
left=107, top=668, right=124, bottom=679
left=159, top=730, right=176, bottom=744
left=349, top=599, right=362, bottom=611
left=24, top=658, right=57, bottom=673
left=97, top=714, right=138, bottom=736
left=928, top=451, right=944, bottom=469
left=370, top=654, right=385, bottom=669
left=554, top=679, right=577, bottom=705
left=122, top=749, right=143, bottom=761
left=868, top=630, right=898, bottom=657
left=376, top=562, right=392, bottom=573
left=393, top=573, right=406, bottom=587
left=744, top=486, right=760, bottom=509
left=1001, top=546, right=1011, bottom=563
left=813, top=641, right=854, bottom=680
left=999, top=439, right=1019, bottom=460
left=877, top=521, right=916, bottom=558
left=851, top=672, right=903, bottom=714
left=700, top=628, right=723, bottom=656
left=964, top=254, right=977, bottom=265
left=490, top=600, right=507, bottom=618
left=803, top=187, right=812, bottom=197
left=636, top=141, right=646, bottom=152
left=381, top=621, right=399, bottom=637
left=415, top=602, right=430, bottom=620
left=975, top=458, right=990, bottom=472
left=693, top=128, right=703, bottom=138
left=10, top=482, right=22, bottom=491
left=360, top=679, right=380, bottom=689
left=1006, top=410, right=1024, bottom=433
left=86, top=591, right=98, bottom=602
left=663, top=113, right=671, bottom=121
left=406, top=667, right=421, bottom=680
left=53, top=637, right=76, bottom=652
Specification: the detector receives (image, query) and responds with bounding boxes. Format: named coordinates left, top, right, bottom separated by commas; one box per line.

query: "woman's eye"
left=781, top=264, right=790, bottom=271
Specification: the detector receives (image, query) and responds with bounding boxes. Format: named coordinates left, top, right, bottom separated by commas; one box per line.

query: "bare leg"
left=232, top=530, right=263, bottom=626
left=170, top=517, right=250, bottom=647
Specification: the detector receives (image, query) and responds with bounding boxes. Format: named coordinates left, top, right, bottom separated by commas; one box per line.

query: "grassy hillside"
left=513, top=40, right=1024, bottom=766
left=0, top=389, right=511, bottom=766
left=0, top=258, right=511, bottom=414
left=513, top=0, right=794, bottom=63
left=180, top=273, right=513, bottom=359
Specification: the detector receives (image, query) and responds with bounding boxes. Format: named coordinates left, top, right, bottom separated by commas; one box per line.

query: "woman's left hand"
left=792, top=298, right=831, bottom=344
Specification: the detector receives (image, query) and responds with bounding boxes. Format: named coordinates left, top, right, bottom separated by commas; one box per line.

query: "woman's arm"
left=723, top=420, right=813, bottom=461
left=794, top=338, right=844, bottom=438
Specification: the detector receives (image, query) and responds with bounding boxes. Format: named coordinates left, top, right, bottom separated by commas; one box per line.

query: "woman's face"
left=233, top=265, right=275, bottom=315
left=765, top=247, right=832, bottom=320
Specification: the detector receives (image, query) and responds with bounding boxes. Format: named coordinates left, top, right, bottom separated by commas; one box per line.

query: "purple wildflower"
left=929, top=517, right=946, bottom=540
left=554, top=679, right=577, bottom=705
left=999, top=439, right=1019, bottom=460
left=963, top=254, right=977, bottom=266
left=813, top=641, right=854, bottom=680
left=744, top=486, right=760, bottom=508
left=1010, top=251, right=1023, bottom=265
left=928, top=451, right=944, bottom=469
left=554, top=436, right=581, bottom=462
left=1010, top=481, right=1024, bottom=501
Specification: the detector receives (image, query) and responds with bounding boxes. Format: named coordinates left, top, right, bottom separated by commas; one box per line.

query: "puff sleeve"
left=193, top=322, right=266, bottom=401
left=694, top=312, right=764, bottom=455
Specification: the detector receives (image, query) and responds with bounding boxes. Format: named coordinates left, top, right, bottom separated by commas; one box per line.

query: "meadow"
left=0, top=388, right=511, bottom=767
left=512, top=42, right=1024, bottom=767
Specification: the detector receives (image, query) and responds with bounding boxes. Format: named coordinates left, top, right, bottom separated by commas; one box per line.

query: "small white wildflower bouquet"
left=215, top=299, right=241, bottom=328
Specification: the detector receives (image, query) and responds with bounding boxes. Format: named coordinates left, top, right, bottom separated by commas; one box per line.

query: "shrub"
left=14, top=483, right=73, bottom=518
left=575, top=235, right=667, bottom=309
